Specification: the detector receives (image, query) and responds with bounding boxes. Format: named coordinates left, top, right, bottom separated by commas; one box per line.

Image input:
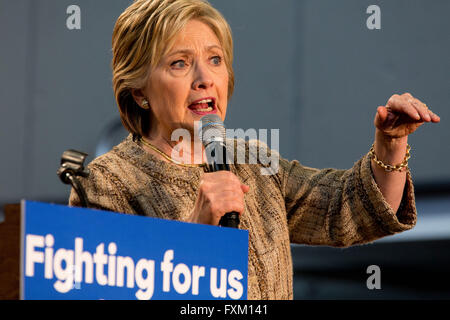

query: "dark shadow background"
left=1, top=0, right=449, bottom=299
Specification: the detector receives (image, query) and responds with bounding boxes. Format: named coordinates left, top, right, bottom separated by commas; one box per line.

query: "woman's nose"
left=191, top=62, right=214, bottom=90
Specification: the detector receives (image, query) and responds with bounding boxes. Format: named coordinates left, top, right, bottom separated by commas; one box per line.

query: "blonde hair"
left=112, top=0, right=234, bottom=137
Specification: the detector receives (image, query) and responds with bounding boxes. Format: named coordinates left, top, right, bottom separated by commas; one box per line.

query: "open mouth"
left=188, top=97, right=217, bottom=115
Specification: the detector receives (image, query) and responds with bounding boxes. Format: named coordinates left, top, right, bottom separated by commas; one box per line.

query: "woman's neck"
left=142, top=132, right=207, bottom=166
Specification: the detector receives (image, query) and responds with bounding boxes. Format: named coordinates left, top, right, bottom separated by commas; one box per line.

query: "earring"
left=142, top=99, right=150, bottom=110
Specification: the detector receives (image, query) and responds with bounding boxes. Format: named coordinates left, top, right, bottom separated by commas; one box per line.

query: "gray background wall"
left=1, top=0, right=449, bottom=206
left=1, top=0, right=449, bottom=299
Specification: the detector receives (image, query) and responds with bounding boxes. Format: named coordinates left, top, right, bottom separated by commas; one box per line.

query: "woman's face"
left=137, top=19, right=229, bottom=140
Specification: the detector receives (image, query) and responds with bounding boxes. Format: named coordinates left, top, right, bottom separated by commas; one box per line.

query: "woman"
left=69, top=0, right=440, bottom=299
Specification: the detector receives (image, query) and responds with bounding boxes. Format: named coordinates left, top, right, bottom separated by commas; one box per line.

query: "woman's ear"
left=131, top=88, right=150, bottom=110
left=131, top=88, right=146, bottom=107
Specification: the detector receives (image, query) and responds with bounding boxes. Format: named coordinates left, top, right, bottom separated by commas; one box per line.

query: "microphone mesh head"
left=199, top=114, right=226, bottom=147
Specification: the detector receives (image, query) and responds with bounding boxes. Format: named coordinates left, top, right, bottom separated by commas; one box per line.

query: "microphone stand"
left=57, top=149, right=90, bottom=208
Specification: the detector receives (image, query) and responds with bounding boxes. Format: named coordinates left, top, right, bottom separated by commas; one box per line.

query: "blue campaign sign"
left=20, top=200, right=248, bottom=300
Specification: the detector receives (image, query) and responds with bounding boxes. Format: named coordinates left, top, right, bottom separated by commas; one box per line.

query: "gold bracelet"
left=368, top=143, right=411, bottom=172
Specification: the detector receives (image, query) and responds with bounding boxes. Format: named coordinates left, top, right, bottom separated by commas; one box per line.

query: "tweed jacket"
left=69, top=135, right=417, bottom=299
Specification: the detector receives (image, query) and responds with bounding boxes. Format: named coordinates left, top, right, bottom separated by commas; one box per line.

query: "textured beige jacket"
left=69, top=135, right=417, bottom=299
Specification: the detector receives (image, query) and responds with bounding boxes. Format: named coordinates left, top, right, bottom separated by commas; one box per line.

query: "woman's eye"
left=211, top=56, right=222, bottom=65
left=171, top=60, right=186, bottom=68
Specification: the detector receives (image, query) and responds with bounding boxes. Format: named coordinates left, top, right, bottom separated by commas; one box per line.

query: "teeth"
left=196, top=99, right=213, bottom=104
left=195, top=107, right=213, bottom=112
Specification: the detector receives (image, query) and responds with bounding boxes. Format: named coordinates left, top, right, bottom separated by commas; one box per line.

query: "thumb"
left=241, top=183, right=250, bottom=193
left=374, top=106, right=388, bottom=129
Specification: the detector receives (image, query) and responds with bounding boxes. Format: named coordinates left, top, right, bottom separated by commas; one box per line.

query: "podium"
left=0, top=201, right=248, bottom=300
left=0, top=204, right=20, bottom=299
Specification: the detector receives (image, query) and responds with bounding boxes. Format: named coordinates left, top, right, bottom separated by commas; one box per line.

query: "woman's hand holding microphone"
left=188, top=171, right=250, bottom=226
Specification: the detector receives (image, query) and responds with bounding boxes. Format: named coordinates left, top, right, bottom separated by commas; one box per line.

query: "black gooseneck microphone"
left=199, top=114, right=239, bottom=228
left=57, top=149, right=90, bottom=208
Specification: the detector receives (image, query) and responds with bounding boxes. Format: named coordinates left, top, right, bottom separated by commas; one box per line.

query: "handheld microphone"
left=199, top=114, right=239, bottom=228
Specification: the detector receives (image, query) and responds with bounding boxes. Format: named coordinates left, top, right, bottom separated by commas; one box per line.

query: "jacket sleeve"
left=281, top=153, right=417, bottom=247
left=68, top=163, right=137, bottom=215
